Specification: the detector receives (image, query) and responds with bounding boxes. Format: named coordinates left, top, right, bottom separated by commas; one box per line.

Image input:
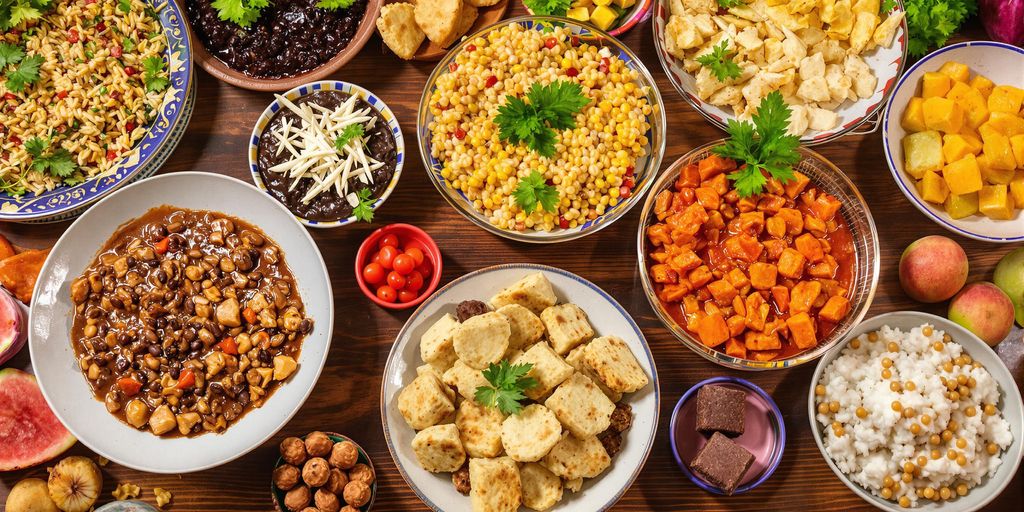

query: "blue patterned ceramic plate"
left=248, top=80, right=405, bottom=229
left=0, top=0, right=194, bottom=223
left=417, top=16, right=666, bottom=244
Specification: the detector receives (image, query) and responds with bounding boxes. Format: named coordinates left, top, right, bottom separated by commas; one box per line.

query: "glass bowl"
left=416, top=15, right=667, bottom=244
left=635, top=140, right=880, bottom=370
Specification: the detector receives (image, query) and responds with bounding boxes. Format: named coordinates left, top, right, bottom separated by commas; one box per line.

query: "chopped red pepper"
left=454, top=128, right=466, bottom=140
left=110, top=91, right=121, bottom=100
left=57, top=91, right=68, bottom=99
left=218, top=337, right=238, bottom=355
left=485, top=75, right=498, bottom=88
left=9, top=135, right=21, bottom=145
left=624, top=175, right=635, bottom=189
left=96, top=22, right=106, bottom=32
left=111, top=45, right=122, bottom=58
left=465, top=44, right=476, bottom=52
left=625, top=166, right=635, bottom=176
left=566, top=67, right=579, bottom=77
left=599, top=58, right=610, bottom=73
left=558, top=216, right=570, bottom=229
left=544, top=37, right=558, bottom=49
left=153, top=236, right=170, bottom=254
left=125, top=121, right=136, bottom=132
left=3, top=92, right=15, bottom=100
left=619, top=185, right=632, bottom=199
left=117, top=377, right=142, bottom=396
left=570, top=36, right=581, bottom=47
left=67, top=29, right=79, bottom=43
left=124, top=66, right=137, bottom=76
left=176, top=369, right=195, bottom=389
left=106, top=149, right=118, bottom=160
left=448, top=62, right=458, bottom=73
left=85, top=0, right=96, bottom=4
left=242, top=307, right=257, bottom=324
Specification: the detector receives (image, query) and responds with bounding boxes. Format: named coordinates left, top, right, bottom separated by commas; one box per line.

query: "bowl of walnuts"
left=272, top=431, right=377, bottom=512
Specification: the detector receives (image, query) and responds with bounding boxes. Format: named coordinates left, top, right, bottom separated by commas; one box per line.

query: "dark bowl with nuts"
left=272, top=431, right=376, bottom=512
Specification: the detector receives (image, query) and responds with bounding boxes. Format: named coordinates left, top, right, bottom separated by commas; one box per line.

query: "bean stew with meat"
left=69, top=206, right=313, bottom=437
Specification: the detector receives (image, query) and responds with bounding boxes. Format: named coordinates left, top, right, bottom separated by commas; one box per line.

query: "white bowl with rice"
left=808, top=311, right=1023, bottom=511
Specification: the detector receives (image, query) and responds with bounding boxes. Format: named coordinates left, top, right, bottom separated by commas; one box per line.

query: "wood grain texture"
left=1, top=7, right=1022, bottom=511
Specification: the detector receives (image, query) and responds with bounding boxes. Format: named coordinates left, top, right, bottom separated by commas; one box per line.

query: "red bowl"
left=355, top=224, right=442, bottom=310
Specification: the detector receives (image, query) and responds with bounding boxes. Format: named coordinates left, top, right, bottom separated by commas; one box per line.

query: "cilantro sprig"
left=696, top=39, right=743, bottom=82
left=352, top=187, right=375, bottom=223
left=512, top=170, right=558, bottom=215
left=2, top=51, right=42, bottom=93
left=904, top=0, right=976, bottom=57
left=716, top=0, right=744, bottom=7
left=118, top=0, right=131, bottom=14
left=0, top=0, right=55, bottom=30
left=334, top=124, right=364, bottom=151
left=210, top=0, right=269, bottom=28
left=523, top=0, right=570, bottom=16
left=879, top=0, right=895, bottom=12
left=494, top=80, right=589, bottom=158
left=25, top=137, right=78, bottom=181
left=474, top=360, right=537, bottom=415
left=712, top=91, right=799, bottom=198
left=316, top=0, right=355, bottom=9
left=142, top=56, right=169, bottom=93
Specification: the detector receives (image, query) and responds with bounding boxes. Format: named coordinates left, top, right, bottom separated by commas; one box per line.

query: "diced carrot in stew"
left=795, top=233, right=825, bottom=263
left=723, top=234, right=763, bottom=262
left=654, top=190, right=673, bottom=219
left=683, top=295, right=701, bottom=314
left=118, top=377, right=143, bottom=396
left=705, top=173, right=728, bottom=195
left=771, top=285, right=790, bottom=313
left=677, top=163, right=701, bottom=188
left=217, top=336, right=238, bottom=355
left=671, top=249, right=703, bottom=272
left=698, top=154, right=737, bottom=180
left=745, top=331, right=782, bottom=351
left=744, top=292, right=769, bottom=331
left=783, top=171, right=811, bottom=198
left=777, top=248, right=806, bottom=278
left=763, top=239, right=787, bottom=260
left=731, top=295, right=746, bottom=317
left=749, top=262, right=778, bottom=290
left=696, top=313, right=730, bottom=347
left=790, top=280, right=823, bottom=314
left=804, top=215, right=827, bottom=236
left=647, top=224, right=672, bottom=247
left=786, top=312, right=818, bottom=349
left=725, top=337, right=747, bottom=359
left=736, top=196, right=758, bottom=213
left=757, top=194, right=787, bottom=214
left=737, top=211, right=765, bottom=235
left=651, top=264, right=679, bottom=284
left=776, top=208, right=804, bottom=235
left=808, top=255, right=838, bottom=278
left=727, top=315, right=746, bottom=337
left=695, top=187, right=720, bottom=210
left=766, top=216, right=786, bottom=238
left=810, top=192, right=842, bottom=221
left=726, top=268, right=749, bottom=290
left=688, top=265, right=713, bottom=289
left=707, top=279, right=738, bottom=305
left=659, top=283, right=691, bottom=303
left=819, top=296, right=851, bottom=322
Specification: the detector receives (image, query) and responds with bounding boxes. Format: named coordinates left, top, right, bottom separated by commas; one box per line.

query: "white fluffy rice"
left=815, top=324, right=1012, bottom=507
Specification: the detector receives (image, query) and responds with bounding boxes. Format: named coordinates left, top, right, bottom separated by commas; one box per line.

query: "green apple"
left=994, top=248, right=1024, bottom=326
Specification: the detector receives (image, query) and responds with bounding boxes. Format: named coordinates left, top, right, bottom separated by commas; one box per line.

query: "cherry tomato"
left=362, top=262, right=386, bottom=285
left=371, top=252, right=382, bottom=266
left=378, top=245, right=400, bottom=270
left=405, top=247, right=425, bottom=266
left=405, top=270, right=424, bottom=292
left=417, top=262, right=432, bottom=279
left=376, top=285, right=397, bottom=303
left=393, top=254, right=415, bottom=275
left=379, top=234, right=400, bottom=249
left=398, top=289, right=418, bottom=303
left=387, top=271, right=406, bottom=290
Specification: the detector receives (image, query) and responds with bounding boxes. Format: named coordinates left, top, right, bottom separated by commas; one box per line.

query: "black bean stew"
left=69, top=206, right=313, bottom=437
left=185, top=0, right=368, bottom=79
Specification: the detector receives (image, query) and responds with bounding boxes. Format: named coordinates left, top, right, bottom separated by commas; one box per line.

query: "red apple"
left=899, top=235, right=969, bottom=303
left=948, top=282, right=1015, bottom=346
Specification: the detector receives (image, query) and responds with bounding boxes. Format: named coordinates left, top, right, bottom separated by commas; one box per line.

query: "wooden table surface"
left=2, top=7, right=1022, bottom=511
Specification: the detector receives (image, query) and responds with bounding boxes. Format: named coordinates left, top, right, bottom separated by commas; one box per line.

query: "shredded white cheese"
left=268, top=94, right=386, bottom=204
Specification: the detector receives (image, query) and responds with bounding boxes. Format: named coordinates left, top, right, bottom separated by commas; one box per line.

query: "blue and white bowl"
left=0, top=0, right=195, bottom=223
left=248, top=80, right=405, bottom=229
left=882, top=41, right=1024, bottom=243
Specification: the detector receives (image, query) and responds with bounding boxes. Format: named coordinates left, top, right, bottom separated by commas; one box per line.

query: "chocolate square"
left=690, top=432, right=755, bottom=494
left=695, top=384, right=747, bottom=436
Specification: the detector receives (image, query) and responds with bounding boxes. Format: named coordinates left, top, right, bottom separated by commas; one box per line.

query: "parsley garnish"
left=211, top=0, right=269, bottom=28
left=494, top=80, right=589, bottom=158
left=879, top=0, right=895, bottom=12
left=512, top=170, right=559, bottom=215
left=0, top=43, right=24, bottom=69
left=523, top=0, right=570, bottom=16
left=123, top=37, right=136, bottom=52
left=474, top=360, right=537, bottom=415
left=717, top=0, right=743, bottom=7
left=4, top=53, right=43, bottom=92
left=696, top=39, right=743, bottom=82
left=712, top=91, right=799, bottom=198
left=352, top=187, right=375, bottom=223
left=142, top=56, right=169, bottom=93
left=316, top=0, right=355, bottom=9
left=118, top=0, right=131, bottom=13
left=25, top=137, right=77, bottom=180
left=334, top=124, right=364, bottom=151
left=1, top=0, right=55, bottom=30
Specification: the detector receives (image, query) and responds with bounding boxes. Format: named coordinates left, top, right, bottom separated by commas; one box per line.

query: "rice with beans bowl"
left=427, top=23, right=653, bottom=232
left=0, top=0, right=169, bottom=195
left=815, top=324, right=1012, bottom=508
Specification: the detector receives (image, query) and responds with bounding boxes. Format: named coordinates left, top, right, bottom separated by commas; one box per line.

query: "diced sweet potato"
left=659, top=284, right=691, bottom=303
left=744, top=331, right=781, bottom=351
left=696, top=313, right=729, bottom=347
left=744, top=292, right=769, bottom=331
left=765, top=216, right=786, bottom=238
left=707, top=279, right=738, bottom=305
left=786, top=312, right=818, bottom=349
left=726, top=268, right=750, bottom=290
left=943, top=154, right=984, bottom=195
left=757, top=194, right=786, bottom=214
left=771, top=285, right=790, bottom=313
left=695, top=187, right=720, bottom=210
left=723, top=234, right=763, bottom=263
left=726, top=315, right=746, bottom=337
left=731, top=295, right=746, bottom=317
left=0, top=248, right=49, bottom=303
left=922, top=96, right=964, bottom=133
left=808, top=255, right=838, bottom=279
left=763, top=239, right=787, bottom=260
left=803, top=215, right=827, bottom=236
left=783, top=172, right=811, bottom=199
left=938, top=61, right=970, bottom=83
left=650, top=264, right=679, bottom=284
left=776, top=208, right=803, bottom=235
left=790, top=280, right=823, bottom=314
left=654, top=190, right=673, bottom=220
left=819, top=296, right=851, bottom=323
left=750, top=350, right=781, bottom=362
left=737, top=211, right=765, bottom=235
left=795, top=234, right=825, bottom=263
left=698, top=154, right=736, bottom=180
left=922, top=71, right=951, bottom=98
left=677, top=163, right=701, bottom=188
left=670, top=249, right=703, bottom=272
left=724, top=338, right=747, bottom=359
left=809, top=193, right=841, bottom=221
left=688, top=266, right=713, bottom=289
left=902, top=97, right=927, bottom=132
left=647, top=224, right=672, bottom=247
left=705, top=173, right=728, bottom=195
left=749, top=262, right=778, bottom=290
left=736, top=196, right=757, bottom=213
left=777, top=248, right=806, bottom=279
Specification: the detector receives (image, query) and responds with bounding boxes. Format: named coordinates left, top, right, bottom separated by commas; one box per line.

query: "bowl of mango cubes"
left=524, top=0, right=653, bottom=36
left=883, top=41, right=1024, bottom=242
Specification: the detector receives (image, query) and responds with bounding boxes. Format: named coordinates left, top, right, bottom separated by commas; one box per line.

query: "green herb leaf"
left=4, top=53, right=42, bottom=92
left=494, top=80, right=589, bottom=158
left=24, top=136, right=47, bottom=158
left=352, top=187, right=375, bottom=223
left=334, top=124, right=364, bottom=151
left=717, top=0, right=744, bottom=8
left=527, top=81, right=590, bottom=131
left=142, top=55, right=169, bottom=93
left=879, top=0, right=895, bottom=12
left=118, top=0, right=131, bottom=13
left=523, top=0, right=571, bottom=16
left=122, top=37, right=136, bottom=52
left=696, top=39, right=743, bottom=82
left=904, top=0, right=976, bottom=57
left=712, top=91, right=799, bottom=198
left=474, top=360, right=538, bottom=415
left=512, top=170, right=559, bottom=215
left=0, top=42, right=24, bottom=69
left=316, top=0, right=355, bottom=9
left=0, top=0, right=53, bottom=30
left=210, top=0, right=269, bottom=28
left=25, top=137, right=78, bottom=180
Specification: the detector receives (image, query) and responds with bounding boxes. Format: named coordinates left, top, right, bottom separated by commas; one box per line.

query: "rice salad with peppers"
left=0, top=0, right=171, bottom=196
left=427, top=23, right=653, bottom=232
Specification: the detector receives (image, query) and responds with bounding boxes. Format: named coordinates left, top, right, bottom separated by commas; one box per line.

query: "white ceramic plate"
left=808, top=312, right=1024, bottom=512
left=882, top=41, right=1024, bottom=242
left=29, top=172, right=334, bottom=474
left=652, top=0, right=908, bottom=145
left=381, top=264, right=659, bottom=512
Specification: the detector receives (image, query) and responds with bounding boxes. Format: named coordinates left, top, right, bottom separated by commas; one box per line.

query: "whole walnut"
left=347, top=463, right=375, bottom=485
left=329, top=441, right=359, bottom=470
left=304, top=431, right=334, bottom=458
left=314, top=488, right=341, bottom=512
left=302, top=457, right=331, bottom=487
left=342, top=481, right=371, bottom=507
left=283, top=485, right=311, bottom=512
left=281, top=437, right=308, bottom=466
left=323, top=468, right=349, bottom=495
left=273, top=464, right=301, bottom=491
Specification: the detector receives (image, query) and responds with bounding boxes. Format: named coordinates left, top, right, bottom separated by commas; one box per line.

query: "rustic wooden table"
left=1, top=7, right=1022, bottom=511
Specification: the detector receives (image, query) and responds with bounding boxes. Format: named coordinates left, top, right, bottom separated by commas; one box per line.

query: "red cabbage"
left=979, top=0, right=1024, bottom=46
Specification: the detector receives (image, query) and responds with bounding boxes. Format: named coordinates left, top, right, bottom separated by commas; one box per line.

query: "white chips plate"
left=381, top=264, right=659, bottom=512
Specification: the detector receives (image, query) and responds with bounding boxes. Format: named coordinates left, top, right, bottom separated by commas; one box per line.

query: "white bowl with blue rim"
left=882, top=41, right=1024, bottom=243
left=248, top=80, right=405, bottom=229
left=0, top=0, right=194, bottom=223
left=381, top=263, right=659, bottom=512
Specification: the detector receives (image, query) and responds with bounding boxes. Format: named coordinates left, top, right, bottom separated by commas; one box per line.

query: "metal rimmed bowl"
left=417, top=15, right=667, bottom=244
left=651, top=0, right=908, bottom=145
left=248, top=80, right=404, bottom=229
left=525, top=0, right=654, bottom=37
left=636, top=140, right=880, bottom=370
left=0, top=0, right=194, bottom=223
left=271, top=432, right=377, bottom=512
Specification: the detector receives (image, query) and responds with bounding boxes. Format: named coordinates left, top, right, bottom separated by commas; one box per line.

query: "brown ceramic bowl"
left=188, top=0, right=383, bottom=91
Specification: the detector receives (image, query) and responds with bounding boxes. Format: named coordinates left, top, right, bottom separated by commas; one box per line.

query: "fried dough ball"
left=314, top=488, right=341, bottom=512
left=339, top=507, right=360, bottom=512
left=348, top=463, right=375, bottom=485
left=284, top=485, right=311, bottom=512
left=343, top=481, right=371, bottom=507
left=300, top=508, right=318, bottom=512
left=302, top=457, right=331, bottom=487
left=274, top=464, right=301, bottom=491
left=323, top=469, right=349, bottom=495
left=329, top=441, right=359, bottom=470
left=305, top=431, right=334, bottom=458
left=281, top=437, right=308, bottom=466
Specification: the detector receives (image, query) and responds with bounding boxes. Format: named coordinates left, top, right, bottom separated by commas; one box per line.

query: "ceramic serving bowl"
left=381, top=264, right=659, bottom=512
left=248, top=81, right=405, bottom=228
left=417, top=16, right=666, bottom=244
left=271, top=432, right=377, bottom=512
left=808, top=312, right=1024, bottom=512
left=189, top=0, right=382, bottom=91
left=882, top=41, right=1024, bottom=243
left=652, top=0, right=908, bottom=145
left=355, top=223, right=443, bottom=310
left=382, top=0, right=511, bottom=61
left=524, top=0, right=654, bottom=37
left=636, top=140, right=880, bottom=370
left=29, top=172, right=334, bottom=473
left=0, top=0, right=194, bottom=223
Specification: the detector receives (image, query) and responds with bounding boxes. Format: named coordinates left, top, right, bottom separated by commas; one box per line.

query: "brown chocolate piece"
left=689, top=432, right=754, bottom=494
left=695, top=384, right=747, bottom=437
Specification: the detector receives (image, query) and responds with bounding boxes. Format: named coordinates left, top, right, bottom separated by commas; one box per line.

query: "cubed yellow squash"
left=1010, top=172, right=1024, bottom=208
left=983, top=132, right=1018, bottom=170
left=947, top=82, right=990, bottom=130
left=921, top=170, right=950, bottom=204
left=978, top=185, right=1015, bottom=220
left=613, top=0, right=636, bottom=8
left=571, top=0, right=591, bottom=6
left=978, top=154, right=1016, bottom=184
left=938, top=61, right=971, bottom=83
left=986, top=111, right=1024, bottom=136
left=961, top=132, right=983, bottom=153
left=589, top=5, right=617, bottom=30
left=942, top=134, right=980, bottom=163
left=989, top=85, right=1024, bottom=114
left=901, top=97, right=927, bottom=133
left=923, top=97, right=964, bottom=133
left=979, top=122, right=1002, bottom=142
left=593, top=0, right=613, bottom=5
left=567, top=6, right=590, bottom=20
left=944, top=154, right=984, bottom=195
left=1011, top=134, right=1024, bottom=168
left=945, top=192, right=979, bottom=219
left=922, top=72, right=952, bottom=98
left=970, top=74, right=995, bottom=98
left=902, top=131, right=945, bottom=179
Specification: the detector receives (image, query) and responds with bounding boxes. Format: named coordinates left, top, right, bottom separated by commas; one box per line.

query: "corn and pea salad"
left=426, top=24, right=653, bottom=232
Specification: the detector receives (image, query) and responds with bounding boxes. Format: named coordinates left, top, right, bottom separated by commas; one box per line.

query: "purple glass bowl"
left=670, top=376, right=786, bottom=495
